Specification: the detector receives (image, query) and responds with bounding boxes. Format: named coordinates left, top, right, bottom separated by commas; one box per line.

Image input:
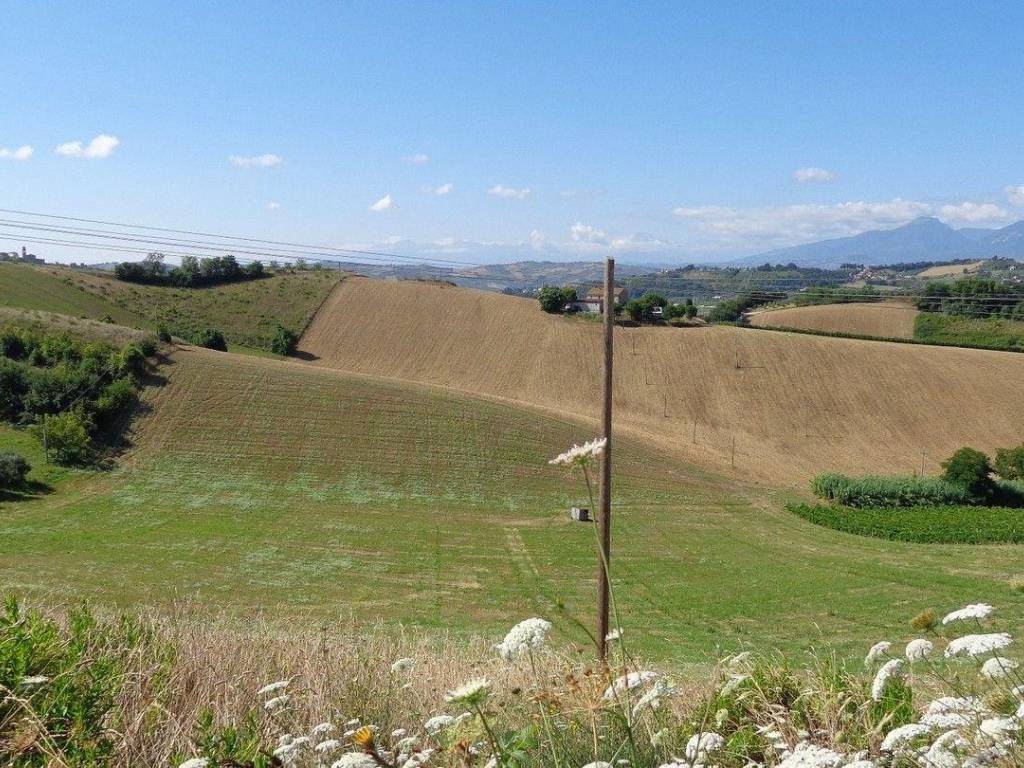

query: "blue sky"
left=3, top=1, right=1024, bottom=264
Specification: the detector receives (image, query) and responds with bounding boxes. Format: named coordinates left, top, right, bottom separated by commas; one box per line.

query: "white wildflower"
left=453, top=711, right=473, bottom=725
left=273, top=743, right=297, bottom=759
left=651, top=729, right=668, bottom=748
left=495, top=617, right=552, bottom=660
left=346, top=718, right=360, bottom=727
left=870, top=658, right=905, bottom=700
left=923, top=732, right=968, bottom=768
left=942, top=604, right=994, bottom=625
left=392, top=728, right=407, bottom=738
left=312, top=723, right=336, bottom=739
left=264, top=694, right=290, bottom=711
left=905, top=639, right=934, bottom=661
left=979, top=716, right=1019, bottom=743
left=685, top=732, right=725, bottom=762
left=606, top=629, right=622, bottom=642
left=602, top=671, right=658, bottom=700
left=945, top=633, right=1012, bottom=658
left=776, top=742, right=843, bottom=768
left=865, top=641, right=892, bottom=665
left=331, top=754, right=378, bottom=768
left=582, top=763, right=613, bottom=768
left=920, top=696, right=987, bottom=728
left=279, top=734, right=294, bottom=746
left=20, top=675, right=49, bottom=686
left=846, top=761, right=876, bottom=768
left=880, top=723, right=931, bottom=752
left=632, top=678, right=677, bottom=718
left=391, top=657, right=414, bottom=674
left=981, top=657, right=1018, bottom=679
left=445, top=678, right=490, bottom=706
left=549, top=437, right=607, bottom=467
left=257, top=680, right=289, bottom=696
left=317, top=740, right=341, bottom=753
left=178, top=760, right=209, bottom=768
left=424, top=715, right=455, bottom=733
left=397, top=736, right=419, bottom=750
left=403, top=748, right=434, bottom=767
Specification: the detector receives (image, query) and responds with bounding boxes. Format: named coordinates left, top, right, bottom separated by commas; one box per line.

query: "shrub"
left=537, top=285, right=576, bottom=313
left=810, top=472, right=971, bottom=508
left=941, top=446, right=995, bottom=500
left=271, top=325, right=299, bottom=356
left=94, top=378, right=137, bottom=425
left=0, top=451, right=30, bottom=488
left=157, top=325, right=172, bottom=344
left=140, top=336, right=159, bottom=357
left=995, top=444, right=1024, bottom=480
left=194, top=328, right=228, bottom=352
left=0, top=358, right=30, bottom=420
left=0, top=327, right=27, bottom=359
left=35, top=411, right=93, bottom=465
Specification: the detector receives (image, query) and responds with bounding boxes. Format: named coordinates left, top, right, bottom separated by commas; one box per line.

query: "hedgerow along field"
left=4, top=262, right=341, bottom=351
left=2, top=344, right=1024, bottom=661
left=297, top=278, right=1024, bottom=484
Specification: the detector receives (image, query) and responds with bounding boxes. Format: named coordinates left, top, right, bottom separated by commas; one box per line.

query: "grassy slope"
left=297, top=278, right=1024, bottom=485
left=914, top=312, right=1024, bottom=352
left=12, top=264, right=341, bottom=350
left=0, top=263, right=145, bottom=327
left=1, top=346, right=1022, bottom=661
left=747, top=301, right=919, bottom=340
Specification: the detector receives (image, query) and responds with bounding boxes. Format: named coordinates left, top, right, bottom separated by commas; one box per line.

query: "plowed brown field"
left=747, top=301, right=919, bottom=339
left=298, top=278, right=1024, bottom=485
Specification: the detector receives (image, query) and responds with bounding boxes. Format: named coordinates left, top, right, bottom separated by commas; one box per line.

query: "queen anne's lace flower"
left=445, top=678, right=490, bottom=706
left=316, top=740, right=341, bottom=754
left=549, top=438, right=607, bottom=467
left=495, top=618, right=552, bottom=660
left=865, top=641, right=892, bottom=665
left=581, top=763, right=613, bottom=768
left=330, top=754, right=377, bottom=768
left=390, top=658, right=414, bottom=674
left=632, top=678, right=676, bottom=718
left=880, top=723, right=932, bottom=752
left=257, top=680, right=289, bottom=696
left=980, top=656, right=1018, bottom=679
left=264, top=694, right=290, bottom=711
left=945, top=633, right=1012, bottom=658
left=923, top=731, right=968, bottom=768
left=979, top=716, right=1019, bottom=743
left=776, top=742, right=844, bottom=768
left=602, top=671, right=658, bottom=700
left=905, top=638, right=934, bottom=661
left=312, top=723, right=335, bottom=739
left=685, top=731, right=725, bottom=762
left=942, top=604, right=994, bottom=625
left=871, top=658, right=905, bottom=700
left=178, top=760, right=209, bottom=768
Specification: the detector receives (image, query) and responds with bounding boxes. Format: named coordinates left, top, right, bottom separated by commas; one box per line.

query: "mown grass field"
left=747, top=301, right=919, bottom=340
left=298, top=278, right=1024, bottom=484
left=4, top=263, right=341, bottom=350
left=2, top=346, right=1023, bottom=662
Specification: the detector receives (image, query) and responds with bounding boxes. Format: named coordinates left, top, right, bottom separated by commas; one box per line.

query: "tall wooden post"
left=597, top=257, right=614, bottom=660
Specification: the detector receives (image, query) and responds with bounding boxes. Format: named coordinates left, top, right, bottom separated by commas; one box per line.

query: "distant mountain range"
left=730, top=217, right=1024, bottom=268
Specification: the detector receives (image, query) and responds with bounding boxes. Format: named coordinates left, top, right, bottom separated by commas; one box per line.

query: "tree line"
left=114, top=253, right=265, bottom=288
left=915, top=277, right=1024, bottom=319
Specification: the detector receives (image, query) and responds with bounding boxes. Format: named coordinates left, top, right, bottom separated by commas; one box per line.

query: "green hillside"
left=0, top=262, right=145, bottom=326
left=2, top=345, right=1022, bottom=661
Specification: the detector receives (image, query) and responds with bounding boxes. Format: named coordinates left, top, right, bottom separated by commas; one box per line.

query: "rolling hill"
left=746, top=301, right=920, bottom=339
left=3, top=342, right=1022, bottom=660
left=298, top=277, right=1024, bottom=484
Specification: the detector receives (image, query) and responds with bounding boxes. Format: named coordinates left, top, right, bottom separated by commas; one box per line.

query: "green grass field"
left=2, top=263, right=341, bottom=351
left=2, top=346, right=1023, bottom=662
left=789, top=502, right=1024, bottom=543
left=915, top=312, right=1024, bottom=351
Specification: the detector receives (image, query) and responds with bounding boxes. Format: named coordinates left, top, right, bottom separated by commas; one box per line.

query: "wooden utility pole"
left=597, top=257, right=614, bottom=660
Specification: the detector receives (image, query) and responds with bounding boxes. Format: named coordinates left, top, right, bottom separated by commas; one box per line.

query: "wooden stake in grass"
left=597, top=256, right=614, bottom=661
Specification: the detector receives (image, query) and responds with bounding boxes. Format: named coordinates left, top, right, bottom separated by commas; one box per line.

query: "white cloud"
left=266, top=201, right=281, bottom=211
left=369, top=194, right=394, bottom=212
left=793, top=166, right=837, bottom=183
left=1006, top=185, right=1024, bottom=207
left=937, top=202, right=1009, bottom=224
left=405, top=153, right=429, bottom=165
left=427, top=183, right=454, bottom=196
left=570, top=222, right=608, bottom=244
left=229, top=153, right=282, bottom=168
left=0, top=145, right=33, bottom=161
left=672, top=197, right=1014, bottom=250
left=488, top=184, right=530, bottom=200
left=55, top=134, right=120, bottom=159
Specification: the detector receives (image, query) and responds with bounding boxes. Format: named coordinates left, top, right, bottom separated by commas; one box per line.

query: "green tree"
left=538, top=286, right=570, bottom=313
left=194, top=328, right=228, bottom=352
left=271, top=325, right=299, bottom=356
left=34, top=411, right=93, bottom=465
left=995, top=445, right=1024, bottom=481
left=0, top=451, right=30, bottom=488
left=942, top=447, right=995, bottom=500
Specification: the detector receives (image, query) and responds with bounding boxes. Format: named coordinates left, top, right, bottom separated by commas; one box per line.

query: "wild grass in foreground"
left=3, top=598, right=1024, bottom=768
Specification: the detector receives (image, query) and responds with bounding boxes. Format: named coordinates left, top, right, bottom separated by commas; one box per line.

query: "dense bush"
left=114, top=253, right=265, bottom=288
left=995, top=444, right=1024, bottom=480
left=810, top=472, right=972, bottom=508
left=0, top=451, right=30, bottom=488
left=707, top=292, right=785, bottom=322
left=271, top=324, right=299, bottom=356
left=789, top=502, right=1024, bottom=543
left=193, top=328, right=228, bottom=351
left=624, top=292, right=668, bottom=322
left=941, top=446, right=995, bottom=501
left=537, top=285, right=577, bottom=313
left=916, top=277, right=1024, bottom=318
left=0, top=326, right=153, bottom=465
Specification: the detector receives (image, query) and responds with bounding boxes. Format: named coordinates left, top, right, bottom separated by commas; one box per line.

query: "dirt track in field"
left=747, top=301, right=919, bottom=339
left=296, top=277, right=1024, bottom=486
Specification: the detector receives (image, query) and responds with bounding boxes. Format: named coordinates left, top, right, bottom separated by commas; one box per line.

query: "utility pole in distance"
left=597, top=256, right=614, bottom=661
